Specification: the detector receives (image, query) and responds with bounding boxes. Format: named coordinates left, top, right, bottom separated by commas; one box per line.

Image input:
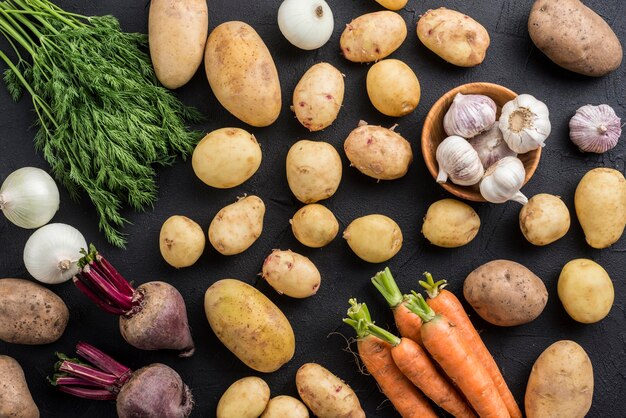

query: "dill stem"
left=0, top=10, right=37, bottom=56
left=24, top=0, right=82, bottom=29
left=2, top=6, right=46, bottom=40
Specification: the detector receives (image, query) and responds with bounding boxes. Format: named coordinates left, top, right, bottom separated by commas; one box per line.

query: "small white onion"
left=278, top=0, right=334, bottom=50
left=23, top=223, right=88, bottom=284
left=0, top=167, right=60, bottom=228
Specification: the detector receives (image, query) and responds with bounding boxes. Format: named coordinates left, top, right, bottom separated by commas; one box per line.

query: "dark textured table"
left=1, top=0, right=625, bottom=416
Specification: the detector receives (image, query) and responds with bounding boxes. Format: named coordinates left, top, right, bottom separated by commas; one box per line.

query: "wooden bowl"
left=421, top=82, right=541, bottom=202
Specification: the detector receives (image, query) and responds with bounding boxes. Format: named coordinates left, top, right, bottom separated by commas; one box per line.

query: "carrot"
left=420, top=272, right=522, bottom=418
left=371, top=267, right=423, bottom=345
left=343, top=299, right=438, bottom=418
left=406, top=294, right=509, bottom=418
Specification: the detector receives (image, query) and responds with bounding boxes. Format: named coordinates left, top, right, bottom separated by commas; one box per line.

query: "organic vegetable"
left=261, top=396, right=309, bottom=418
left=296, top=363, right=365, bottom=418
left=0, top=278, right=69, bottom=344
left=443, top=93, right=497, bottom=138
left=343, top=214, right=402, bottom=263
left=292, top=62, right=344, bottom=132
left=499, top=94, right=551, bottom=153
left=420, top=273, right=522, bottom=418
left=343, top=301, right=437, bottom=418
left=148, top=0, right=208, bottom=89
left=277, top=0, right=334, bottom=50
left=290, top=204, right=339, bottom=248
left=159, top=215, right=205, bottom=268
left=286, top=140, right=342, bottom=204
left=569, top=104, right=621, bottom=153
left=366, top=59, right=420, bottom=117
left=436, top=135, right=484, bottom=186
left=50, top=342, right=193, bottom=418
left=340, top=11, right=407, bottom=63
left=528, top=0, right=623, bottom=77
left=73, top=245, right=195, bottom=356
left=469, top=125, right=517, bottom=169
left=574, top=167, right=626, bottom=248
left=208, top=195, right=265, bottom=255
left=0, top=167, right=59, bottom=229
left=262, top=249, right=321, bottom=298
left=373, top=0, right=407, bottom=11
left=217, top=377, right=270, bottom=418
left=204, top=279, right=295, bottom=373
left=464, top=260, right=548, bottom=326
left=558, top=259, right=614, bottom=323
left=0, top=1, right=202, bottom=247
left=205, top=21, right=281, bottom=127
left=344, top=122, right=413, bottom=180
left=417, top=8, right=490, bottom=67
left=480, top=156, right=528, bottom=204
left=0, top=355, right=39, bottom=418
left=519, top=193, right=570, bottom=246
left=422, top=198, right=480, bottom=248
left=23, top=223, right=87, bottom=284
left=525, top=340, right=593, bottom=418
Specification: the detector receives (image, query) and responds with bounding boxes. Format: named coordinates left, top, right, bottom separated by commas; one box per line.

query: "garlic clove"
left=479, top=156, right=527, bottom=204
left=569, top=104, right=621, bottom=153
left=443, top=93, right=497, bottom=138
left=499, top=94, right=551, bottom=154
left=436, top=135, right=484, bottom=186
left=468, top=124, right=517, bottom=169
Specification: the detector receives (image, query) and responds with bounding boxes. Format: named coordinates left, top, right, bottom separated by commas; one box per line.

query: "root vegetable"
left=159, top=215, right=205, bottom=268
left=290, top=204, right=339, bottom=248
left=262, top=249, right=321, bottom=298
left=0, top=355, right=39, bottom=418
left=217, top=377, right=270, bottom=418
left=343, top=214, right=402, bottom=263
left=292, top=63, right=344, bottom=132
left=208, top=195, right=265, bottom=255
left=340, top=11, right=407, bottom=63
left=286, top=140, right=342, bottom=204
left=261, top=396, right=309, bottom=418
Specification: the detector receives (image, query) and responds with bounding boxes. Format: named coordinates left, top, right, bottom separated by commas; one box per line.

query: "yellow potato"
left=262, top=249, right=321, bottom=298
left=261, top=396, right=309, bottom=418
left=208, top=195, right=265, bottom=255
left=0, top=356, right=39, bottom=418
left=159, top=215, right=205, bottom=268
left=286, top=140, right=342, bottom=203
left=373, top=0, right=407, bottom=11
left=204, top=279, right=295, bottom=372
left=422, top=199, right=480, bottom=248
left=340, top=11, right=407, bottom=63
left=519, top=193, right=570, bottom=246
left=293, top=63, right=344, bottom=132
left=217, top=377, right=270, bottom=418
left=205, top=21, right=281, bottom=127
left=575, top=167, right=626, bottom=248
left=558, top=259, right=614, bottom=323
left=525, top=340, right=593, bottom=418
left=290, top=204, right=339, bottom=248
left=366, top=59, right=420, bottom=117
left=192, top=128, right=262, bottom=189
left=343, top=214, right=402, bottom=263
left=417, top=8, right=490, bottom=67
left=148, top=0, right=208, bottom=89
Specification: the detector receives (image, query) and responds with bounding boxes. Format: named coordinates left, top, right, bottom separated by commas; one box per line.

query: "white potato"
left=286, top=140, right=342, bottom=203
left=217, top=376, right=270, bottom=418
left=261, top=396, right=309, bottom=418
left=290, top=204, right=339, bottom=248
left=343, top=214, right=402, bottom=263
left=209, top=196, right=265, bottom=255
left=262, top=250, right=321, bottom=298
left=159, top=215, right=205, bottom=268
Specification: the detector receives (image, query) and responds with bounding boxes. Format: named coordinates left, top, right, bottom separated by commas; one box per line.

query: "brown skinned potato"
left=0, top=356, right=39, bottom=418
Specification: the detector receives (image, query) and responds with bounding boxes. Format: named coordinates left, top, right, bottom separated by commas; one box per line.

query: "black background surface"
left=1, top=0, right=626, bottom=417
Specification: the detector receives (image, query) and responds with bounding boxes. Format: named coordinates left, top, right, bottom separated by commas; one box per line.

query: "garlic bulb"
left=443, top=93, right=497, bottom=138
left=278, top=0, right=334, bottom=50
left=479, top=156, right=528, bottom=204
left=436, top=135, right=485, bottom=186
left=499, top=94, right=551, bottom=153
left=569, top=104, right=621, bottom=153
left=469, top=124, right=517, bottom=169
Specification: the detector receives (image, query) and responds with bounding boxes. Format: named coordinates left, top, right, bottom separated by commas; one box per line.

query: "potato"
left=286, top=140, right=342, bottom=204
left=204, top=279, right=295, bottom=372
left=290, top=204, right=339, bottom=248
left=261, top=396, right=309, bottom=418
left=262, top=249, right=321, bottom=298
left=519, top=194, right=570, bottom=246
left=525, top=340, right=593, bottom=418
left=366, top=59, right=420, bottom=117
left=148, top=0, right=208, bottom=89
left=422, top=199, right=480, bottom=248
left=192, top=128, right=262, bottom=189
left=575, top=168, right=626, bottom=248
left=340, top=11, right=407, bottom=63
left=343, top=214, right=402, bottom=263
left=159, top=215, right=205, bottom=268
left=464, top=260, right=548, bottom=326
left=0, top=278, right=69, bottom=344
left=205, top=21, right=281, bottom=127
left=293, top=63, right=344, bottom=132
left=344, top=123, right=413, bottom=180
left=558, top=259, right=614, bottom=324
left=417, top=8, right=490, bottom=67
left=209, top=195, right=265, bottom=255
left=0, top=356, right=39, bottom=418
left=217, top=376, right=270, bottom=418
left=296, top=363, right=365, bottom=418
left=373, top=0, right=407, bottom=11
left=528, top=0, right=623, bottom=77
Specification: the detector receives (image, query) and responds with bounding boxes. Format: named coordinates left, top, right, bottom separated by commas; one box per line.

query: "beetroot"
left=73, top=245, right=194, bottom=356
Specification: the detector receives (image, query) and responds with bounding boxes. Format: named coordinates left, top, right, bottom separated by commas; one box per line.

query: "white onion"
left=277, top=0, right=334, bottom=50
left=23, top=223, right=87, bottom=284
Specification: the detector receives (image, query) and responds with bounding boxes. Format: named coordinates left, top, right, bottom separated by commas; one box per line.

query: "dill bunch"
left=0, top=0, right=203, bottom=247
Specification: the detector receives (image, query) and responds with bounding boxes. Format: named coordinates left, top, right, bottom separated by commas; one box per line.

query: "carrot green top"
left=344, top=298, right=402, bottom=346
left=371, top=267, right=404, bottom=308
left=419, top=272, right=448, bottom=299
left=404, top=292, right=437, bottom=323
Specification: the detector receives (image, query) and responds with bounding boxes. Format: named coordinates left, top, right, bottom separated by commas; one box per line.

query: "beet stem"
left=81, top=265, right=133, bottom=310
left=57, top=386, right=117, bottom=401
left=73, top=276, right=127, bottom=315
left=53, top=376, right=103, bottom=387
left=76, top=341, right=131, bottom=381
left=96, top=253, right=135, bottom=295
left=58, top=361, right=119, bottom=387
